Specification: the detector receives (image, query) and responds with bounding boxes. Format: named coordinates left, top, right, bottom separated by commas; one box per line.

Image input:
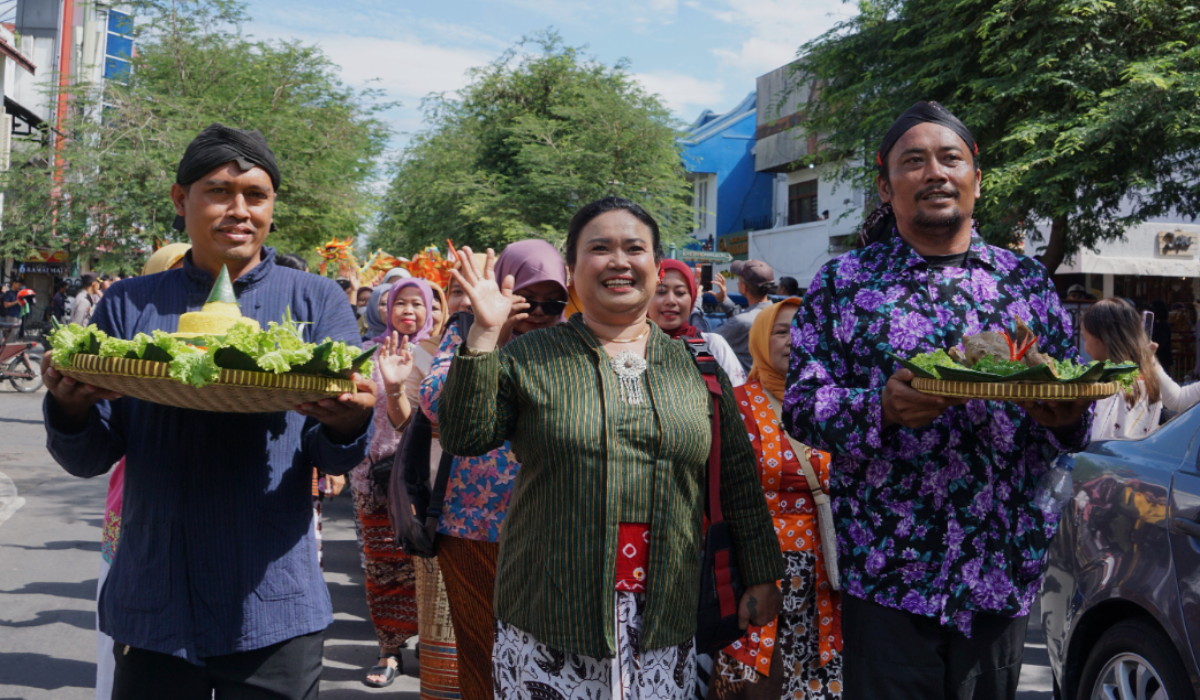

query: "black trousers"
left=841, top=595, right=1027, bottom=700
left=110, top=630, right=323, bottom=700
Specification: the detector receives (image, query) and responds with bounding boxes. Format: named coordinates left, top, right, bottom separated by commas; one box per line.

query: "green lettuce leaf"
left=905, top=349, right=966, bottom=378
left=47, top=322, right=107, bottom=368
left=971, top=355, right=1030, bottom=376
left=45, top=317, right=367, bottom=384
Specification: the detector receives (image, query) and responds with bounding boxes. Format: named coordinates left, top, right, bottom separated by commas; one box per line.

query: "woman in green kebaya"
left=439, top=197, right=784, bottom=698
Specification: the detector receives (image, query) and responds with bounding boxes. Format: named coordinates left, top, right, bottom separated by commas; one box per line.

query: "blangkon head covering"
left=173, top=124, right=281, bottom=231
left=876, top=101, right=977, bottom=173
left=861, top=101, right=979, bottom=248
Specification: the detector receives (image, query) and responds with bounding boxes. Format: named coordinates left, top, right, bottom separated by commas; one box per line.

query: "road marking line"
left=0, top=470, right=26, bottom=525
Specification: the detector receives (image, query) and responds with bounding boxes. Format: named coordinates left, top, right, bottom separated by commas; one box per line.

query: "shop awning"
left=1070, top=252, right=1200, bottom=278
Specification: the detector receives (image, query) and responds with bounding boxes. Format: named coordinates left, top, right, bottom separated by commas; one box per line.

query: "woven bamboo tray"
left=60, top=355, right=355, bottom=413
left=912, top=377, right=1119, bottom=402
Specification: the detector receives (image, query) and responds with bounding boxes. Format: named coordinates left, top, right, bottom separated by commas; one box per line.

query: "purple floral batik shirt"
left=782, top=232, right=1090, bottom=634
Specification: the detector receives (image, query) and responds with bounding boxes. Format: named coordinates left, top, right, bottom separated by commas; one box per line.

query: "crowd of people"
left=34, top=103, right=1200, bottom=700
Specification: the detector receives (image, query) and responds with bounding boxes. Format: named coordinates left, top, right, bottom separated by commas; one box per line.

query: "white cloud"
left=320, top=37, right=492, bottom=103
left=632, top=71, right=727, bottom=119
left=711, top=36, right=798, bottom=74
left=255, top=30, right=493, bottom=105
left=707, top=0, right=855, bottom=74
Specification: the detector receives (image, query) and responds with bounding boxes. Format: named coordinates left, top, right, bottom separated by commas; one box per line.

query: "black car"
left=1041, top=404, right=1200, bottom=699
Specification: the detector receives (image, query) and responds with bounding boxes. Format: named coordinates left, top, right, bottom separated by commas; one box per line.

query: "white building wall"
left=12, top=34, right=56, bottom=122
left=747, top=162, right=867, bottom=289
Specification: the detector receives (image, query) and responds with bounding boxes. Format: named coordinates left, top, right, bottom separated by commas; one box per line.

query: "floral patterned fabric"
left=727, top=381, right=841, bottom=676
left=712, top=551, right=843, bottom=700
left=419, top=319, right=521, bottom=542
left=783, top=233, right=1091, bottom=635
left=100, top=458, right=125, bottom=565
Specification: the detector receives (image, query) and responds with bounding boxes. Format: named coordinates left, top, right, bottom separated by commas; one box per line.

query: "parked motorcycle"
left=0, top=334, right=43, bottom=392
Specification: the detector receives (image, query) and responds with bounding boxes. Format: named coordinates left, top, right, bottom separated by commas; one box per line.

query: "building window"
left=104, top=10, right=135, bottom=83
left=788, top=179, right=818, bottom=225
left=694, top=175, right=715, bottom=235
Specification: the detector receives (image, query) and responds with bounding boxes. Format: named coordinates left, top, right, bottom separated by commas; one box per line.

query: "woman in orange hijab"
left=710, top=297, right=844, bottom=700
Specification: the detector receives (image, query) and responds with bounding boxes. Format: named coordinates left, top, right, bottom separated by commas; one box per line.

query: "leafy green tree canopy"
left=1, top=0, right=391, bottom=270
left=372, top=32, right=692, bottom=255
left=798, top=0, right=1200, bottom=272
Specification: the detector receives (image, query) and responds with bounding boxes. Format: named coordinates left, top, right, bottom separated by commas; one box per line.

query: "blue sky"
left=239, top=0, right=856, bottom=152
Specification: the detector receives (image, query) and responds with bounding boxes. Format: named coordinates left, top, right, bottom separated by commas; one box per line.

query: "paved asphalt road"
left=0, top=386, right=1055, bottom=699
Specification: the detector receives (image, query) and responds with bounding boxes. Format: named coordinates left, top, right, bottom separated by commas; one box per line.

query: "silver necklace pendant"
left=610, top=350, right=647, bottom=405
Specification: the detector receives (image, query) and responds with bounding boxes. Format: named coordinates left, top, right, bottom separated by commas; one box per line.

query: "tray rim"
left=58, top=354, right=355, bottom=413
left=911, top=377, right=1119, bottom=401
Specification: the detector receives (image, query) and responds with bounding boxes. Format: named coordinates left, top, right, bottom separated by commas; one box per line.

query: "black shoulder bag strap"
left=422, top=310, right=477, bottom=538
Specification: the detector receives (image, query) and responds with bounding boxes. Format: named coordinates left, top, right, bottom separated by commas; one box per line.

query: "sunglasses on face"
left=524, top=299, right=567, bottom=316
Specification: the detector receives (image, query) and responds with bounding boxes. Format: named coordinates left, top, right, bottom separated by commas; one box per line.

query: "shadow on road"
left=0, top=578, right=98, bottom=602
left=5, top=539, right=101, bottom=552
left=0, top=416, right=45, bottom=426
left=0, top=651, right=93, bottom=692
left=0, top=608, right=95, bottom=631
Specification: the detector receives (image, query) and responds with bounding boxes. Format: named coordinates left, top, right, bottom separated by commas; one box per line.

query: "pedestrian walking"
left=1081, top=297, right=1200, bottom=440
left=713, top=259, right=778, bottom=371
left=418, top=239, right=568, bottom=700
left=1, top=278, right=27, bottom=341
left=351, top=277, right=445, bottom=687
left=711, top=297, right=843, bottom=699
left=648, top=258, right=745, bottom=385
left=42, top=123, right=375, bottom=700
left=439, top=197, right=784, bottom=698
left=69, top=274, right=102, bottom=326
left=783, top=102, right=1091, bottom=700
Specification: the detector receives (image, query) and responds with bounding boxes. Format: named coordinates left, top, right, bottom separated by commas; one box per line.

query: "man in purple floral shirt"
left=783, top=102, right=1091, bottom=700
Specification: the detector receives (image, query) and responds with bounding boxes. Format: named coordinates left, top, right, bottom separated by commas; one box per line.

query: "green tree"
left=1, top=0, right=390, bottom=271
left=797, top=0, right=1200, bottom=272
left=373, top=32, right=693, bottom=254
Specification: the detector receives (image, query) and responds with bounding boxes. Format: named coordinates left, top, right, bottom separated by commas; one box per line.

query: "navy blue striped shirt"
left=44, top=247, right=370, bottom=660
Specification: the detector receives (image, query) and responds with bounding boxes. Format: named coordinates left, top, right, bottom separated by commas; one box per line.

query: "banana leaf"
left=1100, top=363, right=1139, bottom=382
left=936, top=363, right=1058, bottom=383
left=213, top=346, right=263, bottom=372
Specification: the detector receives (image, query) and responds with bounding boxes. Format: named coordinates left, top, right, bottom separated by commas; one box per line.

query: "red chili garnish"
left=1002, top=331, right=1017, bottom=361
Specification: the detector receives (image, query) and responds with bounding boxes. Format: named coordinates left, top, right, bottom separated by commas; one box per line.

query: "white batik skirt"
left=493, top=591, right=696, bottom=699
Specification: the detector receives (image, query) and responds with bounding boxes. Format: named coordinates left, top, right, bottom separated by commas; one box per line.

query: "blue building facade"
left=678, top=92, right=776, bottom=259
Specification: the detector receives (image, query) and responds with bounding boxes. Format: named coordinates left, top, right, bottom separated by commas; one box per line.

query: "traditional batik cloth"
left=349, top=362, right=421, bottom=649
left=712, top=552, right=843, bottom=700
left=350, top=478, right=418, bottom=647
left=783, top=233, right=1091, bottom=634
left=96, top=458, right=125, bottom=700
left=494, top=592, right=696, bottom=700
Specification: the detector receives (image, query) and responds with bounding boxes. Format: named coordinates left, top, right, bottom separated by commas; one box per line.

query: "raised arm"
left=438, top=248, right=523, bottom=457
left=1156, top=363, right=1200, bottom=414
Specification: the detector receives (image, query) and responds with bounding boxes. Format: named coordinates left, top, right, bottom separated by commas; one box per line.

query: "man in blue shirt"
left=42, top=124, right=376, bottom=699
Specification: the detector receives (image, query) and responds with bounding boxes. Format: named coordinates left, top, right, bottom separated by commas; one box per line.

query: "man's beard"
left=912, top=207, right=964, bottom=239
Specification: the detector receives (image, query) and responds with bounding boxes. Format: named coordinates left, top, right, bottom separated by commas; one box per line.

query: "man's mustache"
left=915, top=184, right=958, bottom=201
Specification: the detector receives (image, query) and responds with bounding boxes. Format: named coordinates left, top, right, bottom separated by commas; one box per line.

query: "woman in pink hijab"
left=354, top=277, right=445, bottom=687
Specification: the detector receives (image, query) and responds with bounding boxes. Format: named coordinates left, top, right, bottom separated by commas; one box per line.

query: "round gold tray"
left=912, top=377, right=1119, bottom=402
left=60, top=355, right=355, bottom=413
